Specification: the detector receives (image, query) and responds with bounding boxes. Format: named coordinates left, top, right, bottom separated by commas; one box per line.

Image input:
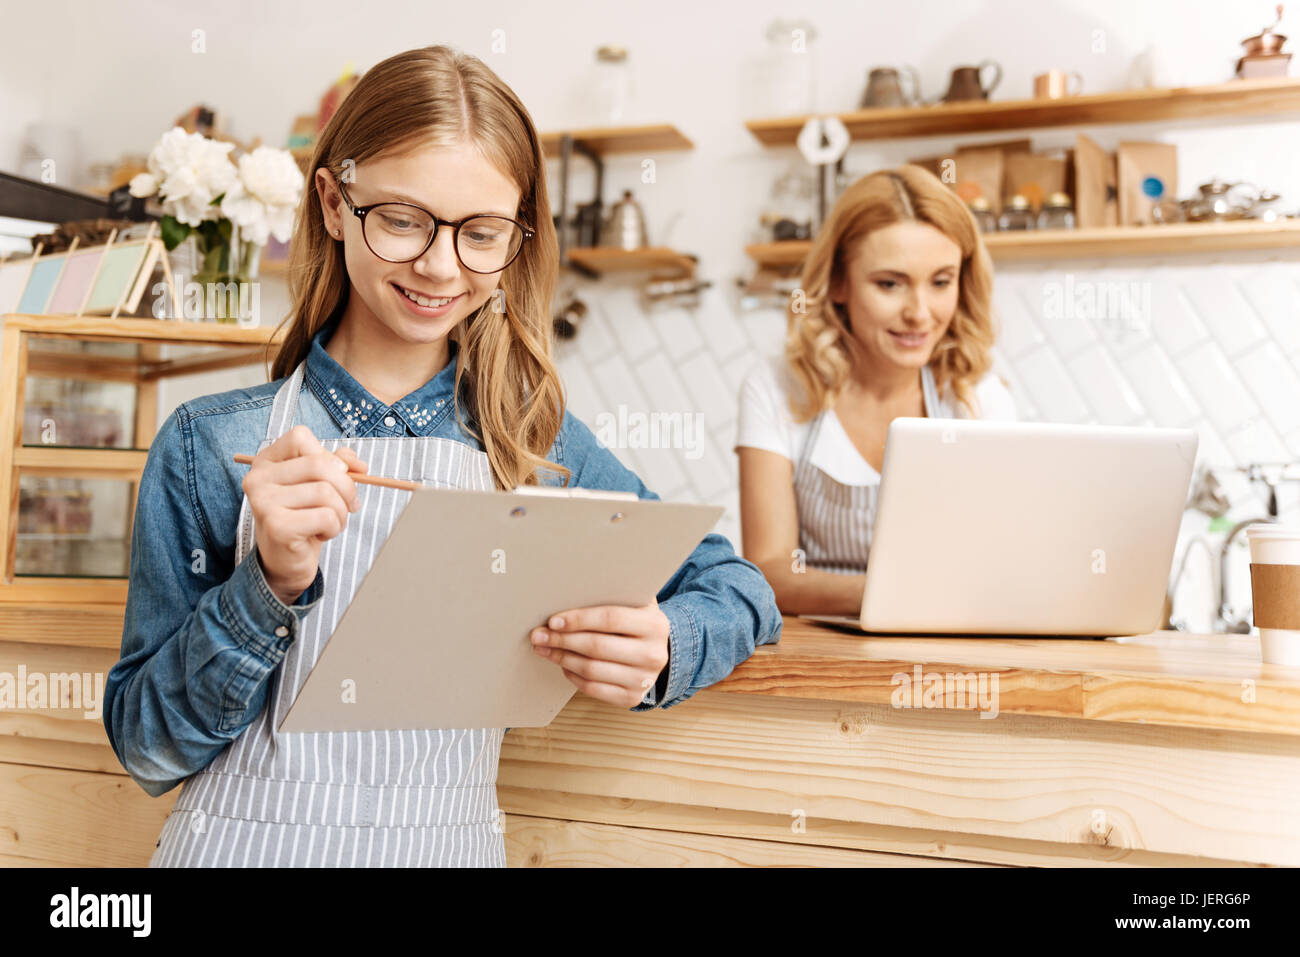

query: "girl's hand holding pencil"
left=235, top=425, right=369, bottom=605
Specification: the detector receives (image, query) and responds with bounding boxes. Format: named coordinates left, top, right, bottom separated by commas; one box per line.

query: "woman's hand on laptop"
left=530, top=601, right=670, bottom=708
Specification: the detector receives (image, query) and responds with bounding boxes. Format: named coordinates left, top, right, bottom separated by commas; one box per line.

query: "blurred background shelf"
left=744, top=77, right=1300, bottom=145
left=563, top=245, right=697, bottom=276
left=540, top=123, right=693, bottom=156
left=746, top=219, right=1300, bottom=268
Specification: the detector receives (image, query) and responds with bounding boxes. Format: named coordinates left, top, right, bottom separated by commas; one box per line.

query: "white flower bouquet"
left=129, top=126, right=304, bottom=289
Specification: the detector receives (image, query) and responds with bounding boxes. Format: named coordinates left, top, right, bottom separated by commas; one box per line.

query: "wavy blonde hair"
left=266, top=45, right=567, bottom=490
left=784, top=164, right=997, bottom=421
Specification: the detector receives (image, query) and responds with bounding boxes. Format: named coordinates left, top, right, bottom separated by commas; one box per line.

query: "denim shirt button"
left=383, top=415, right=396, bottom=427
left=274, top=625, right=289, bottom=638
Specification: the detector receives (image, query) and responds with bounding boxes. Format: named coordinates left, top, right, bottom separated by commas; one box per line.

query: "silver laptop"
left=802, top=417, right=1198, bottom=637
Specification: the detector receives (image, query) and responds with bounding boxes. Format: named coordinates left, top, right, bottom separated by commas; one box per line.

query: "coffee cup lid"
left=1246, top=522, right=1300, bottom=540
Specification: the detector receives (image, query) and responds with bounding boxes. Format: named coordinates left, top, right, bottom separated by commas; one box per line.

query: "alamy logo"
left=0, top=667, right=104, bottom=719
left=49, top=887, right=151, bottom=937
left=1041, top=274, right=1151, bottom=342
left=890, top=664, right=1000, bottom=718
left=594, top=404, right=706, bottom=460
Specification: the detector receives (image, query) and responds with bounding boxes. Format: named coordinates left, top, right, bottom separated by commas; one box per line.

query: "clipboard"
left=277, top=485, right=724, bottom=733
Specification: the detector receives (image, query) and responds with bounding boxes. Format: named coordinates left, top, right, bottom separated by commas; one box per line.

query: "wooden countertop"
left=713, top=615, right=1300, bottom=738
left=4, top=603, right=1299, bottom=737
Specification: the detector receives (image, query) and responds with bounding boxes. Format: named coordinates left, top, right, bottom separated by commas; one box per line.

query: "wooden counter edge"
left=3, top=606, right=1298, bottom=736
left=711, top=617, right=1300, bottom=737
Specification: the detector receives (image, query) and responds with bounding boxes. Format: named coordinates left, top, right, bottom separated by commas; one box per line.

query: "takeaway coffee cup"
left=1247, top=523, right=1300, bottom=666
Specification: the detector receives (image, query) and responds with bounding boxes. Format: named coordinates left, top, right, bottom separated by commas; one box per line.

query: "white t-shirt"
left=734, top=355, right=1019, bottom=486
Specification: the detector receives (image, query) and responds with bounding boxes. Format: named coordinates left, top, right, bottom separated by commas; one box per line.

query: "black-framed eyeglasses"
left=337, top=181, right=533, bottom=274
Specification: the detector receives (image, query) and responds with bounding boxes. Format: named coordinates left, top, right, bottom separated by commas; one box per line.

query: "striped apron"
left=150, top=360, right=506, bottom=867
left=792, top=363, right=942, bottom=575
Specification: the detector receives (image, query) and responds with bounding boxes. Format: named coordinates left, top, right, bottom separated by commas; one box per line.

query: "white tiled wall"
left=554, top=249, right=1300, bottom=634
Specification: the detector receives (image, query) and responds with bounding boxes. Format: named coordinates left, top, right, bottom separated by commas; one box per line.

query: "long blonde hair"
left=267, top=45, right=568, bottom=490
left=784, top=164, right=997, bottom=420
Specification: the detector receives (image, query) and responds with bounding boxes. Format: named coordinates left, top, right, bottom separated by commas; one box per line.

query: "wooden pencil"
left=232, top=453, right=420, bottom=492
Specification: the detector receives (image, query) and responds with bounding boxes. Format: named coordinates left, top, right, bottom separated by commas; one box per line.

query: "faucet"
left=1214, top=466, right=1281, bottom=634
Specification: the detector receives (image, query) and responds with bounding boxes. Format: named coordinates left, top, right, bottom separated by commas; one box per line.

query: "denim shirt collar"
left=302, top=316, right=459, bottom=438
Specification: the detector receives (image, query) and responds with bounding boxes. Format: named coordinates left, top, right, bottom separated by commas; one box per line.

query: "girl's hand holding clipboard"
left=240, top=425, right=370, bottom=605
left=530, top=601, right=670, bottom=708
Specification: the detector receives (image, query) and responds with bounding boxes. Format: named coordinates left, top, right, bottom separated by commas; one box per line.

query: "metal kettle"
left=600, top=189, right=649, bottom=249
left=1181, top=179, right=1262, bottom=222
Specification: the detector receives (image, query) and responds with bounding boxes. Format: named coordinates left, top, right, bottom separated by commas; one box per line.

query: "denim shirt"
left=104, top=316, right=783, bottom=798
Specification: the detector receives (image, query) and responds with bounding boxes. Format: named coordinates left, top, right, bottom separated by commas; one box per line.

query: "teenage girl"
left=104, top=45, right=782, bottom=867
left=735, top=166, right=1018, bottom=616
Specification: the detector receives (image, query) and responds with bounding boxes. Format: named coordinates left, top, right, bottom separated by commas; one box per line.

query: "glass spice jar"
left=998, top=194, right=1036, bottom=230
left=1037, top=192, right=1077, bottom=230
left=968, top=196, right=997, bottom=233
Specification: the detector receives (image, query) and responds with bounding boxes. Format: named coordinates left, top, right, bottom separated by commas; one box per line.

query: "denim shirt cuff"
left=631, top=598, right=696, bottom=711
left=219, top=547, right=324, bottom=665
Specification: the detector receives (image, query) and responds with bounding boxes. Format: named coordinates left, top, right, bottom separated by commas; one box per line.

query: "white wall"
left=4, top=0, right=1299, bottom=630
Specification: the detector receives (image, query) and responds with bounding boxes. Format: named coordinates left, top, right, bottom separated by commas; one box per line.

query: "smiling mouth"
left=393, top=283, right=461, bottom=308
left=889, top=330, right=929, bottom=342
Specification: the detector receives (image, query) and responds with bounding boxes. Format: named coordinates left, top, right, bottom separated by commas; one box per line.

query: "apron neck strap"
left=266, top=361, right=308, bottom=443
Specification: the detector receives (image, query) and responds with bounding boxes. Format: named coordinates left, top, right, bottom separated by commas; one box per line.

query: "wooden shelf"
left=1, top=313, right=286, bottom=346
left=747, top=219, right=1300, bottom=267
left=985, top=219, right=1300, bottom=260
left=744, top=241, right=812, bottom=269
left=744, top=77, right=1300, bottom=145
left=540, top=124, right=693, bottom=157
left=563, top=246, right=697, bottom=277
left=13, top=446, right=148, bottom=478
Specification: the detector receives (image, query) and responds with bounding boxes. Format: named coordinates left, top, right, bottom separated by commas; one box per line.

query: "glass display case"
left=0, top=313, right=284, bottom=604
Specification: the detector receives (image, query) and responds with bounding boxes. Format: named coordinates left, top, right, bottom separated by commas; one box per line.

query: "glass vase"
left=170, top=222, right=262, bottom=324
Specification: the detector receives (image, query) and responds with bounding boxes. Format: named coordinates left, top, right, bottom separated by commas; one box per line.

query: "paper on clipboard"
left=277, top=484, right=723, bottom=733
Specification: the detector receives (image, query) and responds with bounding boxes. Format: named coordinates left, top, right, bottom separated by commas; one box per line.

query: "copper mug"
left=1033, top=69, right=1083, bottom=99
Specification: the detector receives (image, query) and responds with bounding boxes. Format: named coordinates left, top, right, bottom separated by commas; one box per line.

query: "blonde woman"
left=735, top=165, right=1017, bottom=616
left=105, top=45, right=781, bottom=867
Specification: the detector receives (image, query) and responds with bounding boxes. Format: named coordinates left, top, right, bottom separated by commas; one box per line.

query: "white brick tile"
left=677, top=350, right=736, bottom=431
left=1088, top=269, right=1158, bottom=361
left=695, top=295, right=751, bottom=363
left=991, top=279, right=1045, bottom=358
left=1239, top=266, right=1300, bottom=356
left=1172, top=340, right=1259, bottom=434
left=1011, top=345, right=1090, bottom=423
left=572, top=296, right=616, bottom=365
left=1064, top=344, right=1145, bottom=425
left=590, top=352, right=651, bottom=418
left=678, top=431, right=732, bottom=500
left=1190, top=419, right=1235, bottom=470
left=651, top=304, right=704, bottom=361
left=1224, top=415, right=1290, bottom=468
left=1030, top=270, right=1101, bottom=358
left=1117, top=342, right=1201, bottom=427
left=556, top=354, right=605, bottom=423
left=632, top=351, right=693, bottom=417
left=1236, top=341, right=1300, bottom=437
left=596, top=286, right=659, bottom=362
left=1182, top=273, right=1267, bottom=358
left=1146, top=270, right=1209, bottom=357
left=621, top=445, right=687, bottom=498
